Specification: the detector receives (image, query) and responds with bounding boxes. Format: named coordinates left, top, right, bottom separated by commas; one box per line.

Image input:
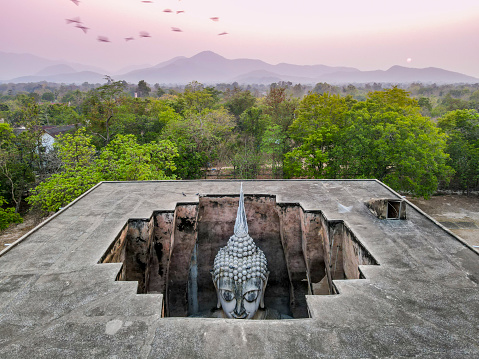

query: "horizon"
left=2, top=49, right=479, bottom=84
left=1, top=0, right=479, bottom=77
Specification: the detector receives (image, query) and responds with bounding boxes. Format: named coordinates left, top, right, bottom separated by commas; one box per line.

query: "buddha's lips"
left=231, top=311, right=248, bottom=319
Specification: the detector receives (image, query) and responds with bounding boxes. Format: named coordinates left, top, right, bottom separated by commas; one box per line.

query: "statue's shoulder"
left=258, top=308, right=293, bottom=320
left=189, top=309, right=225, bottom=318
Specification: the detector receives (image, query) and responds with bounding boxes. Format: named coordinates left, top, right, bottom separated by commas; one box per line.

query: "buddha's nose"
left=234, top=297, right=246, bottom=317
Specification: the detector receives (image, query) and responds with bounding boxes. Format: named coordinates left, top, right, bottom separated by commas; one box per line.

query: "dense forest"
left=0, top=78, right=478, bottom=229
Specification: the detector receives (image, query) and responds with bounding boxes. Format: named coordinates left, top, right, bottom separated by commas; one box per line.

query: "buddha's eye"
left=244, top=290, right=259, bottom=302
left=222, top=290, right=234, bottom=301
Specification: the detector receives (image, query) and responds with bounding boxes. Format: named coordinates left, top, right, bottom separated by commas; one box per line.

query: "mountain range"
left=1, top=50, right=477, bottom=85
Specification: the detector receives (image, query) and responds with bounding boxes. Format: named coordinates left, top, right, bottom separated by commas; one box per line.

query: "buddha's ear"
left=211, top=272, right=221, bottom=308
left=260, top=272, right=269, bottom=308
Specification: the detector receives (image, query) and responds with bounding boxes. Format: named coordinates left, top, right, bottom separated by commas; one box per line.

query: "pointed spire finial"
left=234, top=183, right=248, bottom=237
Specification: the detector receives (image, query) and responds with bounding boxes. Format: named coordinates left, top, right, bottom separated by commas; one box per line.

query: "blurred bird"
left=125, top=37, right=134, bottom=41
left=182, top=192, right=186, bottom=196
left=218, top=32, right=228, bottom=35
left=75, top=24, right=89, bottom=33
left=171, top=27, right=183, bottom=32
left=97, top=36, right=111, bottom=42
left=210, top=17, right=219, bottom=21
left=163, top=9, right=173, bottom=13
left=139, top=31, right=151, bottom=38
left=71, top=0, right=80, bottom=5
left=66, top=17, right=81, bottom=24
left=176, top=10, right=184, bottom=14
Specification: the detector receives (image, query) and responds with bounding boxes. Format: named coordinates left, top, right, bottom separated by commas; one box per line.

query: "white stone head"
left=211, top=184, right=269, bottom=319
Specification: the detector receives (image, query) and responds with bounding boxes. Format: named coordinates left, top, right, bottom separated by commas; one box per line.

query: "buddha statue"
left=208, top=184, right=290, bottom=320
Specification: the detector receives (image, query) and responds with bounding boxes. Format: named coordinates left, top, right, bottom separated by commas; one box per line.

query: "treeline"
left=0, top=78, right=478, bottom=229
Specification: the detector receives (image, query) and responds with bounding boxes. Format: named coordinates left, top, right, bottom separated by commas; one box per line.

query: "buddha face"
left=214, top=276, right=267, bottom=319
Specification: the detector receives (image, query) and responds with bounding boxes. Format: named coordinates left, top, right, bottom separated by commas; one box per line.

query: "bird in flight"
left=75, top=24, right=89, bottom=33
left=125, top=37, right=134, bottom=41
left=210, top=17, right=219, bottom=21
left=139, top=31, right=151, bottom=38
left=163, top=9, right=173, bottom=13
left=66, top=17, right=81, bottom=24
left=176, top=10, right=184, bottom=14
left=97, top=36, right=111, bottom=42
left=171, top=27, right=183, bottom=32
left=71, top=0, right=80, bottom=6
left=218, top=32, right=228, bottom=35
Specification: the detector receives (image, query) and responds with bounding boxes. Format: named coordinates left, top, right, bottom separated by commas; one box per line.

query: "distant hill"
left=10, top=71, right=106, bottom=84
left=114, top=51, right=479, bottom=85
left=0, top=51, right=107, bottom=82
left=117, top=51, right=361, bottom=84
left=1, top=50, right=477, bottom=85
left=35, top=64, right=77, bottom=76
left=112, top=63, right=153, bottom=76
left=153, top=56, right=187, bottom=68
left=319, top=65, right=479, bottom=84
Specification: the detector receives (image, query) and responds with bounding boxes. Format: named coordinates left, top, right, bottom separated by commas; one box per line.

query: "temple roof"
left=0, top=180, right=477, bottom=358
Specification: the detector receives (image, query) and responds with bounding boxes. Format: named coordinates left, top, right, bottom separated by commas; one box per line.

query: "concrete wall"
left=166, top=204, right=198, bottom=317
left=99, top=195, right=378, bottom=319
left=278, top=204, right=309, bottom=318
left=145, top=212, right=175, bottom=294
left=327, top=222, right=378, bottom=285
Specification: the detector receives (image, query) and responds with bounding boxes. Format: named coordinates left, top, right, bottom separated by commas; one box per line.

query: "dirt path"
left=0, top=214, right=50, bottom=249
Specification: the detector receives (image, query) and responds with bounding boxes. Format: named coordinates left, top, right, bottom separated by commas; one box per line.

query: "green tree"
left=2, top=95, right=48, bottom=201
left=231, top=139, right=262, bottom=179
left=238, top=107, right=271, bottom=148
left=27, top=128, right=100, bottom=212
left=437, top=109, right=479, bottom=193
left=285, top=93, right=352, bottom=178
left=0, top=196, right=23, bottom=230
left=224, top=87, right=256, bottom=119
left=96, top=134, right=177, bottom=181
left=41, top=92, right=55, bottom=102
left=417, top=97, right=432, bottom=116
left=261, top=124, right=286, bottom=178
left=312, top=82, right=339, bottom=95
left=82, top=77, right=127, bottom=145
left=27, top=129, right=178, bottom=212
left=174, top=81, right=219, bottom=115
left=0, top=123, right=35, bottom=212
left=156, top=87, right=166, bottom=98
left=41, top=103, right=81, bottom=125
left=56, top=128, right=97, bottom=171
left=60, top=90, right=85, bottom=108
left=285, top=89, right=451, bottom=198
left=162, top=108, right=234, bottom=178
left=136, top=80, right=151, bottom=98
left=227, top=106, right=272, bottom=179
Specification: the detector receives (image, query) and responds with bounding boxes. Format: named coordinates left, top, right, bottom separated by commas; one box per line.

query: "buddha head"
left=211, top=184, right=269, bottom=319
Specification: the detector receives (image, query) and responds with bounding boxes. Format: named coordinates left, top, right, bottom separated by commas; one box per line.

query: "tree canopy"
left=27, top=129, right=178, bottom=212
left=285, top=89, right=452, bottom=198
left=0, top=79, right=477, bottom=225
left=437, top=109, right=479, bottom=193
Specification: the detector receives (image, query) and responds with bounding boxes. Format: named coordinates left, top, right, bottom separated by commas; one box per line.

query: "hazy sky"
left=1, top=0, right=479, bottom=76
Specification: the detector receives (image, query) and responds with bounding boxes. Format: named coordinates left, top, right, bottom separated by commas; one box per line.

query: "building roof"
left=42, top=124, right=78, bottom=138
left=0, top=180, right=477, bottom=358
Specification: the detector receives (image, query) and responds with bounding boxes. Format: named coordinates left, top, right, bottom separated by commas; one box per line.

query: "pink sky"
left=1, top=0, right=479, bottom=77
